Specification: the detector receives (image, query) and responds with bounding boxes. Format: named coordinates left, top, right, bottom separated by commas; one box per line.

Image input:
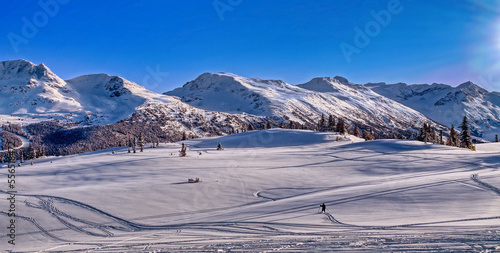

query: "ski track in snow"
left=2, top=130, right=500, bottom=252
left=3, top=173, right=500, bottom=252
left=471, top=173, right=500, bottom=196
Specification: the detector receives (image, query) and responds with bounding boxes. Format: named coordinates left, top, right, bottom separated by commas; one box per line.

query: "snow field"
left=1, top=129, right=500, bottom=252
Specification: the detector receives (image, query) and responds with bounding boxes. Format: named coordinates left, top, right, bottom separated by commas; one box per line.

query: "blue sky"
left=1, top=0, right=500, bottom=92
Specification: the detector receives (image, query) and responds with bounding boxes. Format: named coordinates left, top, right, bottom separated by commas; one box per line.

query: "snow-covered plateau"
left=1, top=129, right=499, bottom=252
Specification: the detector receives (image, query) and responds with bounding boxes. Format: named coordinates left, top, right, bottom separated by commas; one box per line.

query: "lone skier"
left=320, top=203, right=326, bottom=213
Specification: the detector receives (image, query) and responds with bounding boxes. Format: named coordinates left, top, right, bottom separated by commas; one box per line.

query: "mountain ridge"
left=166, top=72, right=445, bottom=138
left=366, top=81, right=500, bottom=139
left=2, top=59, right=498, bottom=156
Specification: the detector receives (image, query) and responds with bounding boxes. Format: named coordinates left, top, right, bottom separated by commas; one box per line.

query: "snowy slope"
left=2, top=129, right=499, bottom=252
left=166, top=73, right=443, bottom=135
left=367, top=81, right=500, bottom=140
left=0, top=61, right=271, bottom=141
left=0, top=60, right=145, bottom=124
left=0, top=60, right=80, bottom=120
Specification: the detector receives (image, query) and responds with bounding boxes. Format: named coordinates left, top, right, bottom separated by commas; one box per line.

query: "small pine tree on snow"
left=369, top=127, right=375, bottom=140
left=217, top=142, right=223, bottom=150
left=496, top=135, right=499, bottom=142
left=318, top=114, right=325, bottom=131
left=418, top=123, right=438, bottom=144
left=20, top=150, right=24, bottom=163
left=362, top=129, right=375, bottom=141
left=336, top=118, right=348, bottom=135
left=133, top=137, right=137, bottom=153
left=353, top=125, right=361, bottom=138
left=459, top=115, right=472, bottom=149
left=139, top=132, right=144, bottom=152
left=447, top=125, right=459, bottom=147
left=28, top=144, right=36, bottom=160
left=328, top=114, right=335, bottom=132
left=179, top=143, right=187, bottom=157
left=182, top=131, right=187, bottom=141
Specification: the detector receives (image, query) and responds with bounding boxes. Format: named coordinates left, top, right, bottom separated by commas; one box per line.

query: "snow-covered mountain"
left=366, top=81, right=500, bottom=140
left=0, top=60, right=272, bottom=155
left=0, top=59, right=265, bottom=126
left=166, top=73, right=443, bottom=136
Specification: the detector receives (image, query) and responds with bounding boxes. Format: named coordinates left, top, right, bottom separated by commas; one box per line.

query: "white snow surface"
left=367, top=81, right=500, bottom=140
left=2, top=129, right=500, bottom=252
left=166, top=73, right=441, bottom=131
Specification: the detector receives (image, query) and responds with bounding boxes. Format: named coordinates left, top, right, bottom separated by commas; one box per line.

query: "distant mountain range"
left=0, top=59, right=498, bottom=155
left=165, top=72, right=442, bottom=136
left=366, top=81, right=500, bottom=140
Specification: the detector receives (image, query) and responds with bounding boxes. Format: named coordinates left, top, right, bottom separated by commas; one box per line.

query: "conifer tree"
left=459, top=115, right=472, bottom=149
left=133, top=137, right=137, bottom=153
left=328, top=114, right=335, bottom=132
left=139, top=132, right=144, bottom=152
left=447, top=125, right=459, bottom=147
left=336, top=118, right=348, bottom=135
left=353, top=124, right=361, bottom=138
left=496, top=135, right=499, bottom=142
left=28, top=144, right=36, bottom=160
left=179, top=143, right=187, bottom=157
left=362, top=129, right=375, bottom=141
left=318, top=114, right=325, bottom=131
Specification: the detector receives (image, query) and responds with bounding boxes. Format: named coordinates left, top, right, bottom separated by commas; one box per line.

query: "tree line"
left=417, top=115, right=475, bottom=150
